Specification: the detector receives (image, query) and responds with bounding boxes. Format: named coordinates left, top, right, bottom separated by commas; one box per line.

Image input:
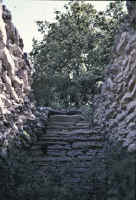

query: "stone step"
left=41, top=133, right=103, bottom=139
left=46, top=129, right=93, bottom=135
left=32, top=156, right=72, bottom=162
left=71, top=141, right=103, bottom=149
left=37, top=141, right=103, bottom=150
left=30, top=111, right=104, bottom=184
left=47, top=121, right=89, bottom=126
left=39, top=136, right=103, bottom=143
left=48, top=116, right=87, bottom=122
left=31, top=151, right=104, bottom=162
left=47, top=124, right=90, bottom=130
left=49, top=115, right=85, bottom=122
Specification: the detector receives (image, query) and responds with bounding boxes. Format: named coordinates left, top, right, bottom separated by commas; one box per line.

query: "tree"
left=30, top=1, right=125, bottom=108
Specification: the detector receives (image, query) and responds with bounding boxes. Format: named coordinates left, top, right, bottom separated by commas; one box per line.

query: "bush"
left=104, top=144, right=135, bottom=200
left=0, top=145, right=47, bottom=200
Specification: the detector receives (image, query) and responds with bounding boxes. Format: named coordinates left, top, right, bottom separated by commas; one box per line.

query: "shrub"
left=0, top=145, right=47, bottom=200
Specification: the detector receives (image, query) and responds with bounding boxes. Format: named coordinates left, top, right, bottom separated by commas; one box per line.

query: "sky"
left=2, top=1, right=125, bottom=53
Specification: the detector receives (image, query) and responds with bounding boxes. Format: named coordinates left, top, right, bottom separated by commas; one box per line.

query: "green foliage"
left=31, top=1, right=125, bottom=108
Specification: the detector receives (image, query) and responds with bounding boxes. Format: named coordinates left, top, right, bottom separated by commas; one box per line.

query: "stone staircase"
left=30, top=113, right=104, bottom=184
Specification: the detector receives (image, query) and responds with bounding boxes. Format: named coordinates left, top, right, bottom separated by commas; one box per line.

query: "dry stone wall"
left=30, top=111, right=104, bottom=184
left=0, top=3, right=38, bottom=156
left=94, top=1, right=136, bottom=152
left=2, top=1, right=136, bottom=182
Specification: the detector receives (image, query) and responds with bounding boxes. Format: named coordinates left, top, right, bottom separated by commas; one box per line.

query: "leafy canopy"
left=30, top=1, right=125, bottom=108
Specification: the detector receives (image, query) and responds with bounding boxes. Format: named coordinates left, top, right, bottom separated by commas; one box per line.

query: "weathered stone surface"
left=30, top=112, right=103, bottom=182
left=94, top=5, right=136, bottom=152
left=128, top=143, right=136, bottom=152
left=0, top=3, right=39, bottom=155
left=3, top=1, right=136, bottom=188
left=126, top=1, right=136, bottom=23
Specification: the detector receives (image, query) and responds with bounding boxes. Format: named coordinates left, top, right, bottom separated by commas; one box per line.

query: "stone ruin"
left=30, top=108, right=104, bottom=186
left=0, top=3, right=37, bottom=156
left=0, top=0, right=136, bottom=192
left=0, top=1, right=136, bottom=180
left=94, top=1, right=136, bottom=153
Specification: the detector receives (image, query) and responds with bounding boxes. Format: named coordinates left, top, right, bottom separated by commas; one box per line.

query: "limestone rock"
left=0, top=3, right=38, bottom=154
left=126, top=1, right=136, bottom=23
left=94, top=6, right=136, bottom=152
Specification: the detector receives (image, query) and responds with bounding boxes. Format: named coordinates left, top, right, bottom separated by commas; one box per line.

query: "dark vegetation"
left=0, top=142, right=135, bottom=200
left=30, top=1, right=125, bottom=109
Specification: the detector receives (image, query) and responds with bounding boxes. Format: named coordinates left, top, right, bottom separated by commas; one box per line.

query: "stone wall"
left=1, top=0, right=136, bottom=170
left=94, top=1, right=136, bottom=152
left=0, top=3, right=37, bottom=156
